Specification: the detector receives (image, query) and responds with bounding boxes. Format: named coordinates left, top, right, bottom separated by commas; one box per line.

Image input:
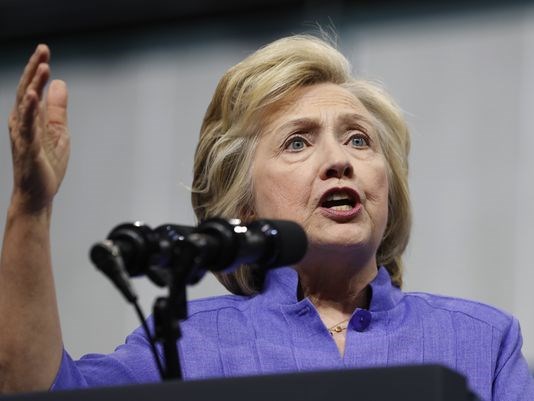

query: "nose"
left=320, top=142, right=354, bottom=180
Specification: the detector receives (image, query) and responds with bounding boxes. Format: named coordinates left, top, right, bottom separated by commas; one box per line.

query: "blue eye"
left=349, top=135, right=369, bottom=148
left=285, top=136, right=307, bottom=152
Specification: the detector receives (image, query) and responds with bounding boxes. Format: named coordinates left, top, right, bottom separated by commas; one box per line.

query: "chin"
left=308, top=233, right=372, bottom=252
left=313, top=223, right=366, bottom=241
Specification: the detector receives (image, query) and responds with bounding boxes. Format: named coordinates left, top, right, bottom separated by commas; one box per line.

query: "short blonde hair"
left=191, top=35, right=411, bottom=294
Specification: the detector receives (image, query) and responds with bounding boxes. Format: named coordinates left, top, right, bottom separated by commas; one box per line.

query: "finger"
left=35, top=66, right=51, bottom=131
left=27, top=63, right=50, bottom=104
left=46, top=80, right=68, bottom=126
left=18, top=89, right=40, bottom=142
left=16, top=44, right=50, bottom=106
left=14, top=65, right=47, bottom=141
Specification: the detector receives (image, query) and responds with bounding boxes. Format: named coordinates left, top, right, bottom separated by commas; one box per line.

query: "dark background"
left=2, top=1, right=532, bottom=44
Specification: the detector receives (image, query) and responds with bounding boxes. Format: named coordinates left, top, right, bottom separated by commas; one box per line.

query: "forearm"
left=0, top=203, right=63, bottom=393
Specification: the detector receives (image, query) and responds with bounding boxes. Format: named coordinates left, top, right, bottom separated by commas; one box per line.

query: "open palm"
left=8, top=45, right=70, bottom=214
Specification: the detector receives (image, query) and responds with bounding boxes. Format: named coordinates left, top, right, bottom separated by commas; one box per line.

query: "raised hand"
left=8, top=44, right=70, bottom=214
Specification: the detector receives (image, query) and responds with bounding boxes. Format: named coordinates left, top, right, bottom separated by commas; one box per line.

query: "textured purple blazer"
left=52, top=266, right=534, bottom=401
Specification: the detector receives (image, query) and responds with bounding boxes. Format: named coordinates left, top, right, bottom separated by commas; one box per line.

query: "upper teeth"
left=326, top=193, right=351, bottom=202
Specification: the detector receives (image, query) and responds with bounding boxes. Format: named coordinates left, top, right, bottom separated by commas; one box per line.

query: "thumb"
left=46, top=79, right=68, bottom=125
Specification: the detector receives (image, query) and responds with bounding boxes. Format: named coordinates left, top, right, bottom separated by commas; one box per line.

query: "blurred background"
left=1, top=0, right=534, bottom=372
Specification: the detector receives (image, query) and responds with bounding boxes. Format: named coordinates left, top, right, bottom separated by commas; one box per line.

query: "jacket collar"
left=261, top=265, right=403, bottom=312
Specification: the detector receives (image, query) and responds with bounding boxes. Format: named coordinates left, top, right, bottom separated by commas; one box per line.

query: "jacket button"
left=353, top=309, right=372, bottom=332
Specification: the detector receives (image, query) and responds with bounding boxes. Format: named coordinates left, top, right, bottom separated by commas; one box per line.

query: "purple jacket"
left=52, top=267, right=534, bottom=401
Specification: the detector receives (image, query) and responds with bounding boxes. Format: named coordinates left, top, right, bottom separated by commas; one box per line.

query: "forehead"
left=264, top=83, right=372, bottom=127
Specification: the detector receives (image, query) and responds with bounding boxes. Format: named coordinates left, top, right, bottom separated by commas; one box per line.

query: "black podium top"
left=1, top=364, right=478, bottom=401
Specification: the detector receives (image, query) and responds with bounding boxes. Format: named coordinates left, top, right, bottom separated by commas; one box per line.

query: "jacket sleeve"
left=50, top=326, right=161, bottom=390
left=492, top=317, right=534, bottom=400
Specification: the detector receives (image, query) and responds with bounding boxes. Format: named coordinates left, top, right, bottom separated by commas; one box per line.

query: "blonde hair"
left=191, top=35, right=411, bottom=294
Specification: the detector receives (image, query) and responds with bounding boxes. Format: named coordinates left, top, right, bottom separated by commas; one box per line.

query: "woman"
left=0, top=36, right=533, bottom=401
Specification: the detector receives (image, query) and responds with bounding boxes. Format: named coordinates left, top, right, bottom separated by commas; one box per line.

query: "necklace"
left=327, top=318, right=349, bottom=336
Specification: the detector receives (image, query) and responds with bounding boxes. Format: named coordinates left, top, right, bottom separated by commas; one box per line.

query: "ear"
left=240, top=206, right=255, bottom=223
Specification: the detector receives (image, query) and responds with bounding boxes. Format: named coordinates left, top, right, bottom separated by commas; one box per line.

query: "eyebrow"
left=274, top=118, right=318, bottom=133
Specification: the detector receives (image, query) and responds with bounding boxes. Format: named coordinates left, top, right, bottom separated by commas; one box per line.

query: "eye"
left=284, top=136, right=309, bottom=152
left=348, top=133, right=370, bottom=148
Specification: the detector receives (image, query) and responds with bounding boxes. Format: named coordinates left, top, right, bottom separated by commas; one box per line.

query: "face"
left=252, top=83, right=389, bottom=263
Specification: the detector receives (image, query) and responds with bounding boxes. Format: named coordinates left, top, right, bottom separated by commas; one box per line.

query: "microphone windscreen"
left=258, top=219, right=308, bottom=268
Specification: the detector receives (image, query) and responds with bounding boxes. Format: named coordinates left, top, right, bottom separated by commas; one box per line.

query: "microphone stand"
left=152, top=235, right=200, bottom=381
left=152, top=292, right=184, bottom=380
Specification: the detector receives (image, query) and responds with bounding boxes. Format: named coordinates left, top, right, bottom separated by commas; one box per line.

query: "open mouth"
left=320, top=188, right=360, bottom=211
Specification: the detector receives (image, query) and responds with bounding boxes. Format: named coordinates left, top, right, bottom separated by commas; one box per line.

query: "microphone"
left=90, top=218, right=307, bottom=287
left=90, top=240, right=138, bottom=303
left=184, top=218, right=307, bottom=273
left=178, top=218, right=308, bottom=272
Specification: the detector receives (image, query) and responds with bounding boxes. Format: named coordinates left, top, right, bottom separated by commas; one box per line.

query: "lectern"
left=1, top=365, right=479, bottom=401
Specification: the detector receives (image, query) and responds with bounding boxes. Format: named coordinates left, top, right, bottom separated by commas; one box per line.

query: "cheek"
left=253, top=165, right=310, bottom=219
left=377, top=166, right=389, bottom=206
left=365, top=158, right=390, bottom=219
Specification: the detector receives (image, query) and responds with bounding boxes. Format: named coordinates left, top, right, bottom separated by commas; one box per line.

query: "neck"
left=296, top=247, right=378, bottom=315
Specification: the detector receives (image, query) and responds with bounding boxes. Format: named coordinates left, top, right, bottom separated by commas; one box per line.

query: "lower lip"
left=319, top=203, right=363, bottom=222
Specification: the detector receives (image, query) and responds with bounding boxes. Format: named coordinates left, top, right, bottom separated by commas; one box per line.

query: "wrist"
left=7, top=193, right=53, bottom=223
